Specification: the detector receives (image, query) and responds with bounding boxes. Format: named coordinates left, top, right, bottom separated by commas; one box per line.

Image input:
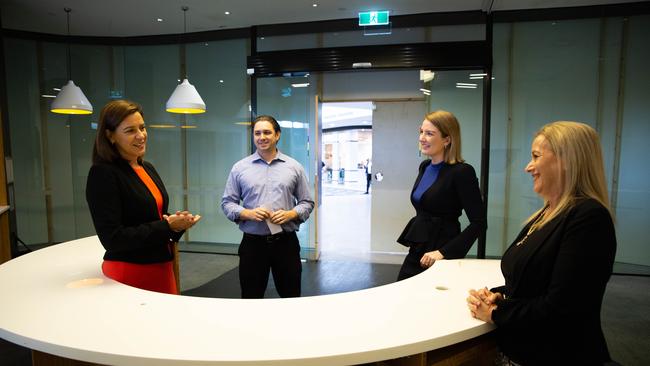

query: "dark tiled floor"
left=183, top=260, right=401, bottom=299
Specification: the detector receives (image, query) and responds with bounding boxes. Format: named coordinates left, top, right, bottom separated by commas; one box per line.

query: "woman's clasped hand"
left=466, top=287, right=503, bottom=324
left=164, top=211, right=202, bottom=232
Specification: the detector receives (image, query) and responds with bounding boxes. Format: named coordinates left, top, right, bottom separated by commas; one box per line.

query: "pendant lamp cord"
left=183, top=6, right=188, bottom=34
left=182, top=6, right=188, bottom=79
left=65, top=7, right=72, bottom=81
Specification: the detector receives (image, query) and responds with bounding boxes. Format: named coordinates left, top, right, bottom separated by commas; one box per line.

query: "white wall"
left=370, top=101, right=426, bottom=253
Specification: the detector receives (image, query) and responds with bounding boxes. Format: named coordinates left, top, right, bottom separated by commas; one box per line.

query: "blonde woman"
left=396, top=110, right=486, bottom=280
left=467, top=122, right=616, bottom=365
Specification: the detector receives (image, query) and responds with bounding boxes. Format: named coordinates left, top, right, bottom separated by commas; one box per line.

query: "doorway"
left=320, top=101, right=374, bottom=261
left=322, top=101, right=373, bottom=196
left=255, top=68, right=486, bottom=263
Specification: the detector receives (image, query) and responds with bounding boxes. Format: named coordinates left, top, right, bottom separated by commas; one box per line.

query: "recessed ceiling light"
left=313, top=3, right=318, bottom=7
left=157, top=18, right=163, bottom=22
left=224, top=11, right=230, bottom=15
left=219, top=80, right=224, bottom=83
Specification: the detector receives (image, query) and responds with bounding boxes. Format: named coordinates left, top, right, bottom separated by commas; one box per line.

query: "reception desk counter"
left=0, top=236, right=503, bottom=365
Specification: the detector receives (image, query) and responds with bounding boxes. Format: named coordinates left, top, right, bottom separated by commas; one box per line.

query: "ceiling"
left=0, top=0, right=640, bottom=37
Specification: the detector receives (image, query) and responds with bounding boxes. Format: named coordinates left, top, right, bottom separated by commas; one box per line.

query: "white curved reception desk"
left=0, top=236, right=504, bottom=366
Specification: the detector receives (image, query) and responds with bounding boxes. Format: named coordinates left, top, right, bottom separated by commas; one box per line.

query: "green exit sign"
left=358, top=11, right=390, bottom=26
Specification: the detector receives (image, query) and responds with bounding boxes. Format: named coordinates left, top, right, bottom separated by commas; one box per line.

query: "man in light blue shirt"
left=221, top=115, right=314, bottom=298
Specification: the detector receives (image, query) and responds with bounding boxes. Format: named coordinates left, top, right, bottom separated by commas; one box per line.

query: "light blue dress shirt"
left=221, top=150, right=314, bottom=235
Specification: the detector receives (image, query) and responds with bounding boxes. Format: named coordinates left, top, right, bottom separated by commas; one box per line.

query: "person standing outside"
left=364, top=158, right=372, bottom=194
left=396, top=110, right=486, bottom=281
left=221, top=115, right=314, bottom=298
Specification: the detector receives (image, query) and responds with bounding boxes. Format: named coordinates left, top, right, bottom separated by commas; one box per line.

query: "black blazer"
left=397, top=160, right=486, bottom=259
left=491, top=198, right=616, bottom=365
left=86, top=159, right=183, bottom=264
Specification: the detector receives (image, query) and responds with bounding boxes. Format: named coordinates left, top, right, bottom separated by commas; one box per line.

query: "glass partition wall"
left=3, top=13, right=649, bottom=273
left=4, top=38, right=249, bottom=254
left=489, top=15, right=650, bottom=273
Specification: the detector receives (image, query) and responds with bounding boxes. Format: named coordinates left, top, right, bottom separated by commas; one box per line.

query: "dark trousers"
left=397, top=244, right=427, bottom=281
left=238, top=231, right=302, bottom=298
left=366, top=173, right=372, bottom=193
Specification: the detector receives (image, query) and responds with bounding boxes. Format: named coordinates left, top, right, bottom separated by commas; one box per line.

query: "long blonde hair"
left=526, top=121, right=611, bottom=230
left=424, top=110, right=464, bottom=164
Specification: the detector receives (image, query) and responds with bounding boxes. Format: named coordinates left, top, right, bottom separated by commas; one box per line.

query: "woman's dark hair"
left=252, top=115, right=281, bottom=134
left=92, top=99, right=144, bottom=164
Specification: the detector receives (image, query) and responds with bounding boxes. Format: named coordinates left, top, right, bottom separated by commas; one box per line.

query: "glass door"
left=369, top=69, right=486, bottom=259
left=256, top=75, right=320, bottom=260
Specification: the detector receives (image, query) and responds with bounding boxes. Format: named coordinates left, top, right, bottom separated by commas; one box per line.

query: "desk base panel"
left=32, top=332, right=495, bottom=366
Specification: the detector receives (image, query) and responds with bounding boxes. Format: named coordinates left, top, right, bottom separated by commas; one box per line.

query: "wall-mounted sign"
left=358, top=11, right=389, bottom=26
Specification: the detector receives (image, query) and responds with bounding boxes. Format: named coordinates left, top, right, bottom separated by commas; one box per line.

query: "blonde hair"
left=424, top=110, right=464, bottom=164
left=526, top=121, right=611, bottom=231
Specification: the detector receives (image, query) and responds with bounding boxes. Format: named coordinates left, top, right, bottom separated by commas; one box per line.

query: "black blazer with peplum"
left=397, top=159, right=486, bottom=259
left=86, top=159, right=183, bottom=264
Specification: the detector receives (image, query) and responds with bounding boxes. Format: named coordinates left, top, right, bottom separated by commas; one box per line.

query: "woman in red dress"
left=86, top=100, right=200, bottom=294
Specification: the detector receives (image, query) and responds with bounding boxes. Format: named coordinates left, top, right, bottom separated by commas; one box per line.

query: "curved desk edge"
left=0, top=236, right=503, bottom=366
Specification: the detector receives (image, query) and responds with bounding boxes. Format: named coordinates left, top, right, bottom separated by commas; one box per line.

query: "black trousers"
left=397, top=243, right=427, bottom=281
left=238, top=231, right=302, bottom=298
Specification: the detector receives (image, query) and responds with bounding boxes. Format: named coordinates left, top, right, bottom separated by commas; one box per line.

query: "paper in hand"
left=261, top=204, right=283, bottom=234
left=266, top=219, right=283, bottom=234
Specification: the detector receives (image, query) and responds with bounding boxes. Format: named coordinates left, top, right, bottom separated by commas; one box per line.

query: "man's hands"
left=240, top=207, right=298, bottom=224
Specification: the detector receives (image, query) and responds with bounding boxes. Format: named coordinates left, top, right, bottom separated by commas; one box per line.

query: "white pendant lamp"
left=51, top=80, right=93, bottom=114
left=51, top=8, right=93, bottom=115
left=166, top=78, right=206, bottom=114
left=166, top=6, right=206, bottom=114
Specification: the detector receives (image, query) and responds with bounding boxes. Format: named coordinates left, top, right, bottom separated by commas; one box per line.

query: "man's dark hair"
left=252, top=115, right=281, bottom=134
